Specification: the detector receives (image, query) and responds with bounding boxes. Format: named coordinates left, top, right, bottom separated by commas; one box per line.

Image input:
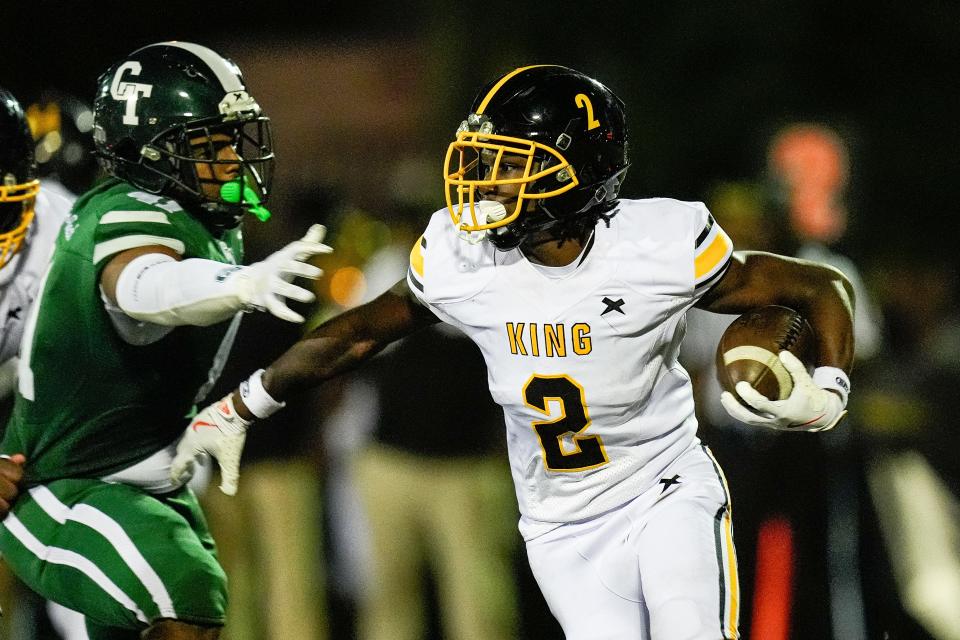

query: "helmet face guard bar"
left=444, top=130, right=579, bottom=232
left=151, top=116, right=274, bottom=206
left=0, top=179, right=40, bottom=204
left=0, top=178, right=39, bottom=268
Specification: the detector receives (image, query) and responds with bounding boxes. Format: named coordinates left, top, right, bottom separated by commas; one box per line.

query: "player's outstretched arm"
left=171, top=278, right=437, bottom=493
left=256, top=278, right=439, bottom=402
left=697, top=251, right=855, bottom=431
left=102, top=224, right=332, bottom=326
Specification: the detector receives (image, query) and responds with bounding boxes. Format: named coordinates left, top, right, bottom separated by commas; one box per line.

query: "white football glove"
left=720, top=350, right=847, bottom=432
left=232, top=224, right=332, bottom=323
left=171, top=394, right=252, bottom=496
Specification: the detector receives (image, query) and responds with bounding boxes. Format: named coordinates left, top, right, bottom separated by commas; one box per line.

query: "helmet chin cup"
left=487, top=224, right=525, bottom=250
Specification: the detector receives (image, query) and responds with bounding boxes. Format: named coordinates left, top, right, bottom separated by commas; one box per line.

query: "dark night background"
left=2, top=2, right=959, bottom=639
left=3, top=0, right=958, bottom=271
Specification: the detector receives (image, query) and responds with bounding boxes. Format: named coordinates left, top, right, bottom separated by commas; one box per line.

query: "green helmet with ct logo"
left=93, top=41, right=273, bottom=228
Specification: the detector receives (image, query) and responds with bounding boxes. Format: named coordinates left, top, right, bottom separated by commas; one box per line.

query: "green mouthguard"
left=220, top=178, right=272, bottom=222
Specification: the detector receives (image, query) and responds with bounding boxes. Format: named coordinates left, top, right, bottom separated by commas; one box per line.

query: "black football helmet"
left=93, top=41, right=274, bottom=229
left=0, top=87, right=40, bottom=268
left=444, top=65, right=629, bottom=249
left=26, top=91, right=100, bottom=196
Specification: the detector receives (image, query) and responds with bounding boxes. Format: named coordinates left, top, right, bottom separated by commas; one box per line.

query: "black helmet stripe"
left=149, top=41, right=245, bottom=93
left=447, top=65, right=628, bottom=250
left=474, top=65, right=559, bottom=115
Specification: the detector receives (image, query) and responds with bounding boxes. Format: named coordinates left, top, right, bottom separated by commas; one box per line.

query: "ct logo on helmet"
left=110, top=61, right=153, bottom=126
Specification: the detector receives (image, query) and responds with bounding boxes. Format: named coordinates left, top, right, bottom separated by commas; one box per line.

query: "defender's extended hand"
left=171, top=396, right=252, bottom=496
left=232, top=224, right=332, bottom=323
left=720, top=351, right=846, bottom=432
left=0, top=453, right=26, bottom=518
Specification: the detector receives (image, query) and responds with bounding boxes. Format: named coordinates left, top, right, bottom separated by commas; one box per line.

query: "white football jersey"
left=0, top=187, right=73, bottom=362
left=408, top=198, right=734, bottom=525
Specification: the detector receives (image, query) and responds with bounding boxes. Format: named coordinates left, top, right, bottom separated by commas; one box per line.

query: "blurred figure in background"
left=350, top=322, right=518, bottom=640
left=854, top=260, right=960, bottom=639
left=682, top=122, right=881, bottom=639
left=199, top=187, right=336, bottom=640
left=343, top=214, right=518, bottom=640
left=313, top=205, right=519, bottom=640
left=767, top=124, right=881, bottom=360
left=26, top=90, right=101, bottom=200
left=0, top=85, right=75, bottom=640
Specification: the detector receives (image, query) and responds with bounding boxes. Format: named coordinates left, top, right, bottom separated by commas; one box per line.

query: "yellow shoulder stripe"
left=694, top=231, right=731, bottom=279
left=409, top=235, right=425, bottom=278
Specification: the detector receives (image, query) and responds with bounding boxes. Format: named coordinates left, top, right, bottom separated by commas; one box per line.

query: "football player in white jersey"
left=173, top=66, right=855, bottom=640
left=0, top=86, right=72, bottom=507
left=0, top=86, right=73, bottom=629
left=0, top=87, right=74, bottom=383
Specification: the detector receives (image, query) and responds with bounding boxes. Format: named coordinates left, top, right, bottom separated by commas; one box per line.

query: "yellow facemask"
left=0, top=178, right=40, bottom=269
left=443, top=127, right=579, bottom=233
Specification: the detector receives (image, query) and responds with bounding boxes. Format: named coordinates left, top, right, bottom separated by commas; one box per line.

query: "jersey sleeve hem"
left=92, top=235, right=186, bottom=265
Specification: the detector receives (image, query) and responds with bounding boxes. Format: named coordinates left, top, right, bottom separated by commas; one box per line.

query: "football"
left=715, top=305, right=816, bottom=404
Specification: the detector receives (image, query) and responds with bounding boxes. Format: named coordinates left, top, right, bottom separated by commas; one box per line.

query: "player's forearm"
left=263, top=308, right=394, bottom=399
left=235, top=285, right=433, bottom=419
left=114, top=254, right=248, bottom=326
left=700, top=251, right=855, bottom=371
left=761, top=255, right=855, bottom=371
left=795, top=264, right=855, bottom=372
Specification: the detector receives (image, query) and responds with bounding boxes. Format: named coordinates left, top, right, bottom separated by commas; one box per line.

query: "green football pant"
left=0, top=479, right=227, bottom=631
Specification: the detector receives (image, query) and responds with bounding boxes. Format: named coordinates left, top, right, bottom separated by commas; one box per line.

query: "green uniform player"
left=4, top=179, right=244, bottom=481
left=0, top=42, right=330, bottom=640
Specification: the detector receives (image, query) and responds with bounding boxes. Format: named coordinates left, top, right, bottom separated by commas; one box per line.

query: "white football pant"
left=524, top=445, right=740, bottom=639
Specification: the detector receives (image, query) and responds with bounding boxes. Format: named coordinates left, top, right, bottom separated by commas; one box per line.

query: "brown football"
left=715, top=305, right=816, bottom=405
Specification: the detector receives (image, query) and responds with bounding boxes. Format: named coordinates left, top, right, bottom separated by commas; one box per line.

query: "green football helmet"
left=93, top=41, right=274, bottom=228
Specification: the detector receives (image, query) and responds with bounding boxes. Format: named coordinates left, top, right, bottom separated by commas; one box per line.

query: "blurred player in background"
left=681, top=123, right=882, bottom=638
left=26, top=90, right=101, bottom=201
left=0, top=87, right=75, bottom=392
left=176, top=65, right=856, bottom=639
left=316, top=220, right=519, bottom=640
left=0, top=85, right=73, bottom=639
left=0, top=42, right=330, bottom=640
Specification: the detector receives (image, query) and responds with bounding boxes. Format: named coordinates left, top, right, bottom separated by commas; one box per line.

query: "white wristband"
left=813, top=367, right=850, bottom=408
left=239, top=369, right=286, bottom=419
